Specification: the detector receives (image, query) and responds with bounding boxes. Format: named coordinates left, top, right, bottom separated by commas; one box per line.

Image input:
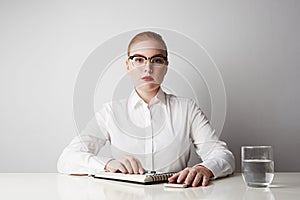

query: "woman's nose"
left=144, top=62, right=153, bottom=73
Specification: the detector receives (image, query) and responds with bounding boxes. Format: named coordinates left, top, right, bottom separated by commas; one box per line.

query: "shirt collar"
left=128, top=87, right=166, bottom=110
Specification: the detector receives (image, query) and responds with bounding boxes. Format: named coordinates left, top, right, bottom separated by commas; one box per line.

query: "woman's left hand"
left=168, top=165, right=213, bottom=187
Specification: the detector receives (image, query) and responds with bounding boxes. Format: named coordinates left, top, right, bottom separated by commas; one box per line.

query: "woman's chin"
left=136, top=82, right=160, bottom=92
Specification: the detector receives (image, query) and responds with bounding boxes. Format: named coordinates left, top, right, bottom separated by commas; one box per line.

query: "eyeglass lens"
left=131, top=56, right=166, bottom=67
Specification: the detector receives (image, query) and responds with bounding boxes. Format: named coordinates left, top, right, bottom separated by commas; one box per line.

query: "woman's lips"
left=141, top=76, right=154, bottom=81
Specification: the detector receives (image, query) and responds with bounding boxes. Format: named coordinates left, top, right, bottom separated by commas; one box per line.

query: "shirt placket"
left=144, top=105, right=153, bottom=170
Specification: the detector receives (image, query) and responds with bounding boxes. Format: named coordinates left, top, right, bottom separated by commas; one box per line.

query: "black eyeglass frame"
left=128, top=55, right=168, bottom=62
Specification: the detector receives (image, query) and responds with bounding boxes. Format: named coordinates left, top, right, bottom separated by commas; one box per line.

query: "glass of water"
left=241, top=146, right=274, bottom=187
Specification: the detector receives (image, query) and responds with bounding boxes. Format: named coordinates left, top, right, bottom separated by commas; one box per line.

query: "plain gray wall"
left=0, top=0, right=299, bottom=172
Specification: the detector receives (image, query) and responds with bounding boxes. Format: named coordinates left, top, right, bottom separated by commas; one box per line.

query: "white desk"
left=0, top=173, right=299, bottom=200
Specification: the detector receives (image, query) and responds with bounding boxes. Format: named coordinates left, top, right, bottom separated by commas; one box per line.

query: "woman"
left=58, top=31, right=235, bottom=187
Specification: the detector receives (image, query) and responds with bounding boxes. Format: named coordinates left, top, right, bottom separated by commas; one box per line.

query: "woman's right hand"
left=104, top=156, right=145, bottom=174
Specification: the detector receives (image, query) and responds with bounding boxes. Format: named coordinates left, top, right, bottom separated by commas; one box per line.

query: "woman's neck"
left=136, top=87, right=160, bottom=105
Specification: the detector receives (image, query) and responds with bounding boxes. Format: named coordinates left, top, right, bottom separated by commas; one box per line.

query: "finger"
left=192, top=173, right=203, bottom=187
left=129, top=157, right=139, bottom=174
left=107, top=167, right=118, bottom=173
left=177, top=169, right=189, bottom=183
left=107, top=160, right=127, bottom=173
left=116, top=162, right=127, bottom=174
left=123, top=158, right=133, bottom=174
left=168, top=172, right=180, bottom=183
left=106, top=160, right=120, bottom=173
left=105, top=159, right=115, bottom=172
left=135, top=159, right=144, bottom=174
left=184, top=170, right=197, bottom=186
left=202, top=175, right=210, bottom=186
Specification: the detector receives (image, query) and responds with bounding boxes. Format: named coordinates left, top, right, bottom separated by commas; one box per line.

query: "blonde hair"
left=127, top=31, right=168, bottom=57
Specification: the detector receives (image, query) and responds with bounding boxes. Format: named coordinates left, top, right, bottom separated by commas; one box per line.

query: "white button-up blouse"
left=57, top=88, right=235, bottom=178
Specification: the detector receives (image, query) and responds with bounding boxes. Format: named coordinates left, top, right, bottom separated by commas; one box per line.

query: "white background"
left=0, top=0, right=299, bottom=172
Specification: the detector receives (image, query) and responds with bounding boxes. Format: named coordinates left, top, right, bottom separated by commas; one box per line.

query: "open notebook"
left=93, top=171, right=175, bottom=184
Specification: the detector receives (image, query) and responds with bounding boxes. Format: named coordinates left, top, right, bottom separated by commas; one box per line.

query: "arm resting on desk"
left=57, top=113, right=112, bottom=175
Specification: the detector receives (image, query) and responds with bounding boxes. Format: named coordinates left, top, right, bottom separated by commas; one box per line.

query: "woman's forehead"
left=129, top=40, right=167, bottom=55
left=130, top=48, right=166, bottom=57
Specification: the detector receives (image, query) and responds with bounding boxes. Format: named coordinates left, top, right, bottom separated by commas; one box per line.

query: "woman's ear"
left=126, top=59, right=130, bottom=72
left=164, top=61, right=169, bottom=75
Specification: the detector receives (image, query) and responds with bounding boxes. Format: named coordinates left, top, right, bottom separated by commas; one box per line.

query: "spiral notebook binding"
left=147, top=172, right=175, bottom=182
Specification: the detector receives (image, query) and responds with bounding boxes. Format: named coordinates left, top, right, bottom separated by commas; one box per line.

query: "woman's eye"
left=134, top=58, right=144, bottom=63
left=152, top=58, right=164, bottom=64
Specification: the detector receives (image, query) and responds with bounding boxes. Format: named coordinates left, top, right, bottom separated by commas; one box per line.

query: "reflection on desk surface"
left=56, top=173, right=275, bottom=200
left=57, top=174, right=208, bottom=200
left=0, top=173, right=299, bottom=200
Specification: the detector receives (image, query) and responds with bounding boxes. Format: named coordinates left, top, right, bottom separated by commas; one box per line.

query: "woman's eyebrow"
left=131, top=54, right=147, bottom=57
left=151, top=54, right=166, bottom=57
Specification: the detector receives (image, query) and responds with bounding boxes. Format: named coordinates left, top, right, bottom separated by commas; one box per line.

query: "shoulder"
left=165, top=92, right=197, bottom=107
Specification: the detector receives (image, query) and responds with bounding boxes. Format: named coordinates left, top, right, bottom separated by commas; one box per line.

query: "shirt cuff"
left=88, top=156, right=113, bottom=174
left=193, top=160, right=222, bottom=179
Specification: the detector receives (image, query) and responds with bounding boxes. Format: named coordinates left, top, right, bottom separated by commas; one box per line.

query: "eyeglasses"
left=128, top=55, right=168, bottom=68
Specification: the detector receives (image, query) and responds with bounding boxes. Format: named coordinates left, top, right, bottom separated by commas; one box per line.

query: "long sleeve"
left=189, top=100, right=235, bottom=178
left=57, top=109, right=112, bottom=175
